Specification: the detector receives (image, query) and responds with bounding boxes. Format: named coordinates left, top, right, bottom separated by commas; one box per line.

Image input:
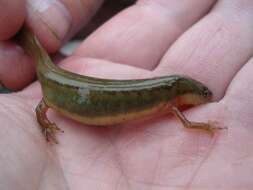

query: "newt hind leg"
left=36, top=99, right=63, bottom=144
left=171, top=106, right=227, bottom=133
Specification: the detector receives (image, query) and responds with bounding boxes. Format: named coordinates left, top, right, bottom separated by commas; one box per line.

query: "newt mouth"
left=175, top=93, right=211, bottom=107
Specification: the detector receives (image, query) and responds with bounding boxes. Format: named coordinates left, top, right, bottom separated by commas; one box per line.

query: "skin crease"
left=0, top=0, right=253, bottom=189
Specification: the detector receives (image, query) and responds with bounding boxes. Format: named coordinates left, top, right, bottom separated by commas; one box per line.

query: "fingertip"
left=0, top=0, right=26, bottom=40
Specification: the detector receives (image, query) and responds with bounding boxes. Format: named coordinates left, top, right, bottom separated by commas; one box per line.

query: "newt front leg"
left=171, top=106, right=226, bottom=133
left=36, top=99, right=63, bottom=144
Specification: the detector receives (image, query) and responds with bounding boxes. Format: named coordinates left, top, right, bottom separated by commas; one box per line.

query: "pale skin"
left=1, top=0, right=253, bottom=189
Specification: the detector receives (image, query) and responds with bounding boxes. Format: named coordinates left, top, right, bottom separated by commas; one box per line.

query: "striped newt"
left=17, top=26, right=223, bottom=143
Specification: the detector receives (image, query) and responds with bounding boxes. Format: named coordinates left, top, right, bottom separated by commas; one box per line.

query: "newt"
left=17, top=26, right=224, bottom=143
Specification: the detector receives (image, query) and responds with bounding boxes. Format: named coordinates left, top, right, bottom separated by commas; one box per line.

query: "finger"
left=74, top=0, right=216, bottom=70
left=26, top=0, right=104, bottom=52
left=156, top=0, right=253, bottom=100
left=222, top=56, right=253, bottom=123
left=60, top=56, right=153, bottom=79
left=0, top=0, right=26, bottom=40
left=0, top=41, right=35, bottom=90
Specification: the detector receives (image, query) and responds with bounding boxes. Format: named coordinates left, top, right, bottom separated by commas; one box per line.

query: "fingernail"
left=27, top=0, right=72, bottom=41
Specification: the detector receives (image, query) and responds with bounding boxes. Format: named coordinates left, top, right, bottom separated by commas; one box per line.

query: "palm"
left=1, top=55, right=253, bottom=189
left=1, top=0, right=253, bottom=189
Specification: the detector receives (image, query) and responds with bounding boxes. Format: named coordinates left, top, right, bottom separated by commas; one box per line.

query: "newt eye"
left=202, top=87, right=212, bottom=99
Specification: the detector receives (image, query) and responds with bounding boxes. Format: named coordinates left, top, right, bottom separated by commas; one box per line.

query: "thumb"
left=26, top=0, right=104, bottom=53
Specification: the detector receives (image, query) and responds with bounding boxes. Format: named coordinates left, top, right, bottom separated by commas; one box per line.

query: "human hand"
left=1, top=0, right=253, bottom=189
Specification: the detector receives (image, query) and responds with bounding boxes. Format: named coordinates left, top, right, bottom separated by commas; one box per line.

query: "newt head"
left=173, top=76, right=212, bottom=107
